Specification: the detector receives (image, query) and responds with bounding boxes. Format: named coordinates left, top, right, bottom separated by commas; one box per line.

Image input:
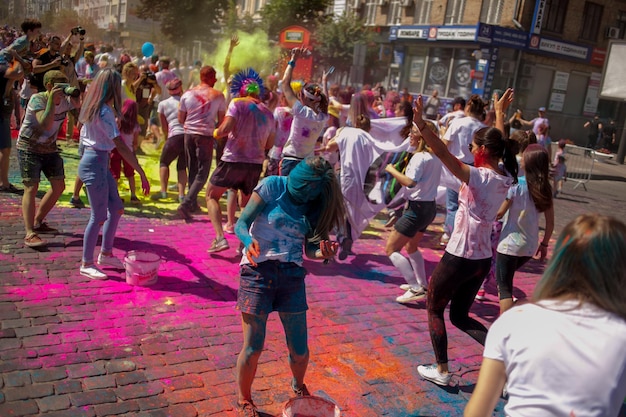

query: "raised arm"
left=281, top=47, right=307, bottom=108
left=494, top=88, right=514, bottom=134
left=223, top=34, right=239, bottom=83
left=414, top=95, right=470, bottom=184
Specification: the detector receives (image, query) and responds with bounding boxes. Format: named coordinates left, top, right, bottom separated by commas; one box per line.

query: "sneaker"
left=208, top=237, right=229, bottom=253
left=224, top=223, right=235, bottom=234
left=237, top=400, right=259, bottom=417
left=129, top=195, right=141, bottom=204
left=502, top=382, right=508, bottom=398
left=168, top=184, right=178, bottom=191
left=70, top=196, right=85, bottom=208
left=396, top=287, right=427, bottom=303
left=33, top=222, right=58, bottom=234
left=177, top=204, right=193, bottom=221
left=439, top=233, right=450, bottom=247
left=80, top=265, right=108, bottom=280
left=97, top=253, right=124, bottom=269
left=417, top=364, right=451, bottom=386
left=475, top=289, right=486, bottom=301
left=150, top=191, right=167, bottom=201
left=292, top=382, right=311, bottom=397
left=338, top=237, right=353, bottom=260
left=24, top=232, right=46, bottom=248
left=400, top=284, right=412, bottom=291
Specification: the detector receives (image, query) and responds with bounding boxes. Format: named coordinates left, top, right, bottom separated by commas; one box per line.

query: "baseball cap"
left=166, top=78, right=182, bottom=90
left=538, top=107, right=546, bottom=112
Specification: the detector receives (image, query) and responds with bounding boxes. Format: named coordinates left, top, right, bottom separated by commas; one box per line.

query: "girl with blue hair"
left=234, top=156, right=345, bottom=417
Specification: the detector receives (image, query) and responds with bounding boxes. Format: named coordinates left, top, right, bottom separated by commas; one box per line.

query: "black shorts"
left=159, top=134, right=186, bottom=171
left=394, top=200, right=437, bottom=238
left=209, top=160, right=263, bottom=195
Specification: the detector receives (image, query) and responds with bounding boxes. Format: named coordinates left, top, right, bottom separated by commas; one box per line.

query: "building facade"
left=349, top=0, right=622, bottom=144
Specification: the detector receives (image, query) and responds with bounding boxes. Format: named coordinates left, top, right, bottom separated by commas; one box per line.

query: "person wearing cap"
left=208, top=68, right=276, bottom=253
left=519, top=106, right=549, bottom=136
left=153, top=77, right=187, bottom=203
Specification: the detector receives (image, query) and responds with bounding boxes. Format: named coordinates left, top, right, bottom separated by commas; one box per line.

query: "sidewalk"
left=1, top=137, right=625, bottom=417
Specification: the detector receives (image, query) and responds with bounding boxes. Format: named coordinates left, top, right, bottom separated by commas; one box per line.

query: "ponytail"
left=502, top=138, right=519, bottom=184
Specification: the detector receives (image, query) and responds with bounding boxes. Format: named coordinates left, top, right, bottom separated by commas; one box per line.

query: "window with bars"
left=541, top=0, right=568, bottom=33
left=414, top=0, right=432, bottom=24
left=480, top=0, right=502, bottom=24
left=579, top=1, right=603, bottom=41
left=444, top=0, right=466, bottom=24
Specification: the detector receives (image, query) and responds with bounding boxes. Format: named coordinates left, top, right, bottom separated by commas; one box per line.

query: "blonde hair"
left=79, top=68, right=122, bottom=123
left=122, top=62, right=138, bottom=79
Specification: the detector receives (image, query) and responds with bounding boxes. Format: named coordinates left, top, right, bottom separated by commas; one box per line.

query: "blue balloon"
left=141, top=42, right=154, bottom=57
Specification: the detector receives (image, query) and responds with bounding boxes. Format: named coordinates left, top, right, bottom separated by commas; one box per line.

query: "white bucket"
left=124, top=251, right=160, bottom=286
left=282, top=396, right=341, bottom=417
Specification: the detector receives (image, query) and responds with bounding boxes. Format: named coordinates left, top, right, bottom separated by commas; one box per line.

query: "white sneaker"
left=439, top=233, right=450, bottom=247
left=97, top=253, right=124, bottom=269
left=400, top=284, right=411, bottom=291
left=80, top=265, right=108, bottom=280
left=396, top=287, right=427, bottom=303
left=208, top=236, right=229, bottom=253
left=417, top=364, right=451, bottom=386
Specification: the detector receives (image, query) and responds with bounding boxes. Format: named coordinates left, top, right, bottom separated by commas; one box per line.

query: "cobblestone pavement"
left=1, top=138, right=625, bottom=417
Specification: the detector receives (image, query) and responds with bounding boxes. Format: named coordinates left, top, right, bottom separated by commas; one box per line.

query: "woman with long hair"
left=233, top=156, right=346, bottom=417
left=495, top=144, right=554, bottom=315
left=110, top=99, right=141, bottom=203
left=77, top=69, right=150, bottom=280
left=413, top=88, right=518, bottom=386
left=384, top=120, right=442, bottom=303
left=466, top=214, right=626, bottom=417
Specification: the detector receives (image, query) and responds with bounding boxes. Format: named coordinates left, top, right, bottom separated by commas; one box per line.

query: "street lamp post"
left=193, top=40, right=202, bottom=63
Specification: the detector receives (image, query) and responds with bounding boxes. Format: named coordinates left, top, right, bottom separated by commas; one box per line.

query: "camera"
left=71, top=26, right=86, bottom=36
left=143, top=71, right=156, bottom=82
left=54, top=83, right=81, bottom=98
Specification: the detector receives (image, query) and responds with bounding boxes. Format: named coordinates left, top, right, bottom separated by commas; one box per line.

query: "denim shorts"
left=394, top=200, right=437, bottom=238
left=210, top=160, right=263, bottom=195
left=236, top=260, right=308, bottom=316
left=17, top=149, right=65, bottom=184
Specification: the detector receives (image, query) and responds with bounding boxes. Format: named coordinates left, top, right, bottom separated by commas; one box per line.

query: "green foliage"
left=260, top=0, right=331, bottom=38
left=313, top=12, right=372, bottom=76
left=137, top=0, right=229, bottom=46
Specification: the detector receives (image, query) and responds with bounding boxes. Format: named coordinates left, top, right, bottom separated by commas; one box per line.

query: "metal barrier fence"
left=561, top=144, right=596, bottom=191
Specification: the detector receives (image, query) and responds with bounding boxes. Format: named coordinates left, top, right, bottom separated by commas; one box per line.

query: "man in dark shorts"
left=208, top=69, right=275, bottom=253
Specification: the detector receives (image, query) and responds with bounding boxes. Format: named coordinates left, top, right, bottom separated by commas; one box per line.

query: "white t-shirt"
left=119, top=125, right=140, bottom=149
left=484, top=300, right=626, bottom=417
left=404, top=151, right=442, bottom=201
left=17, top=92, right=75, bottom=154
left=157, top=96, right=184, bottom=138
left=446, top=166, right=512, bottom=259
left=155, top=69, right=178, bottom=101
left=531, top=116, right=549, bottom=135
left=269, top=106, right=293, bottom=160
left=438, top=109, right=465, bottom=130
left=79, top=104, right=120, bottom=152
left=281, top=100, right=328, bottom=159
left=443, top=116, right=486, bottom=164
left=496, top=177, right=540, bottom=257
left=179, top=85, right=226, bottom=136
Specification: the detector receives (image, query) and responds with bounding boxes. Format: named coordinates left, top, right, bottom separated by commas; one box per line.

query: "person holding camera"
left=136, top=63, right=161, bottom=150
left=16, top=70, right=80, bottom=247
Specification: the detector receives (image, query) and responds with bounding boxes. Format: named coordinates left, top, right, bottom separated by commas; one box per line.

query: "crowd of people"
left=1, top=19, right=625, bottom=417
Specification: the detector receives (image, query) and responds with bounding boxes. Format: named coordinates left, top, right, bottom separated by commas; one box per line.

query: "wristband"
left=212, top=128, right=220, bottom=139
left=288, top=60, right=295, bottom=68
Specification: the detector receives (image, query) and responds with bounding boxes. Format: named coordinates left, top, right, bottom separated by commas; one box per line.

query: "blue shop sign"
left=528, top=34, right=590, bottom=63
left=476, top=23, right=528, bottom=49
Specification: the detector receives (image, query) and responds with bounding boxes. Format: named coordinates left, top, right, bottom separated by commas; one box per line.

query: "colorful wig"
left=230, top=68, right=265, bottom=98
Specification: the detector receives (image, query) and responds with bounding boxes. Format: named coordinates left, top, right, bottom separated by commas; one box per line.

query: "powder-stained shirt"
left=179, top=85, right=225, bottom=136
left=404, top=151, right=442, bottom=202
left=269, top=106, right=293, bottom=160
left=496, top=177, right=540, bottom=257
left=221, top=97, right=275, bottom=164
left=281, top=100, right=328, bottom=159
left=446, top=166, right=512, bottom=259
left=17, top=92, right=74, bottom=154
left=158, top=95, right=184, bottom=138
left=241, top=176, right=320, bottom=266
left=79, top=104, right=120, bottom=152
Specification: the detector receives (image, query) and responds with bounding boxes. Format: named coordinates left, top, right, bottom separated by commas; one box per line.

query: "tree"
left=313, top=12, right=372, bottom=79
left=137, top=0, right=229, bottom=47
left=260, top=0, right=331, bottom=39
